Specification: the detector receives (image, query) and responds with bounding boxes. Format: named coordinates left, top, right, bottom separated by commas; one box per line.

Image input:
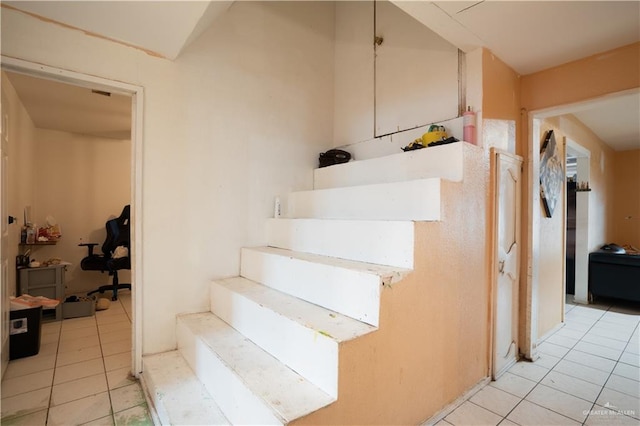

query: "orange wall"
left=612, top=149, right=640, bottom=247
left=521, top=43, right=640, bottom=112
left=296, top=145, right=489, bottom=425
left=482, top=50, right=521, bottom=125
left=536, top=119, right=566, bottom=338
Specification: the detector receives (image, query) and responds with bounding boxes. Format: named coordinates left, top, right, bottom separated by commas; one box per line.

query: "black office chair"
left=80, top=205, right=131, bottom=301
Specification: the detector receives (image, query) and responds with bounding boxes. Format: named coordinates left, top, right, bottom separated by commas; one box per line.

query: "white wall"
left=2, top=72, right=37, bottom=297
left=30, top=128, right=131, bottom=295
left=1, top=1, right=336, bottom=354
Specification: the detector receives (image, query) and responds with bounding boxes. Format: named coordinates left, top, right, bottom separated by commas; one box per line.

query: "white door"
left=491, top=149, right=522, bottom=379
left=1, top=88, right=10, bottom=378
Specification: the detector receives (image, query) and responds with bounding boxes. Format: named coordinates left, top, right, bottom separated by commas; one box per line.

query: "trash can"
left=9, top=306, right=42, bottom=360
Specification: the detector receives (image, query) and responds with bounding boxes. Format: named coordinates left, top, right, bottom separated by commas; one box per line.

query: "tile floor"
left=1, top=292, right=152, bottom=426
left=435, top=297, right=640, bottom=426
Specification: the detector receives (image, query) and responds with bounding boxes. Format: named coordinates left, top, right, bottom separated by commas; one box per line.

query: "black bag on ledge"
left=319, top=149, right=351, bottom=168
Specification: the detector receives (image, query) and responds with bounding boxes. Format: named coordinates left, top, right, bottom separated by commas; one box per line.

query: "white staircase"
left=142, top=143, right=466, bottom=425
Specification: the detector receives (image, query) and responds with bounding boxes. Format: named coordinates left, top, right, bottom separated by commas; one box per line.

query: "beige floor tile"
left=596, top=388, right=640, bottom=420
left=114, top=404, right=153, bottom=426
left=599, top=313, right=640, bottom=327
left=532, top=353, right=561, bottom=370
left=613, top=363, right=640, bottom=382
left=0, top=408, right=47, bottom=426
left=56, top=345, right=102, bottom=367
left=47, top=392, right=112, bottom=426
left=537, top=342, right=570, bottom=358
left=574, top=341, right=623, bottom=361
left=101, top=338, right=132, bottom=357
left=563, top=321, right=593, bottom=333
left=81, top=415, right=115, bottom=426
left=0, top=386, right=50, bottom=418
left=104, top=352, right=131, bottom=372
left=81, top=414, right=116, bottom=426
left=98, top=321, right=131, bottom=335
left=3, top=353, right=56, bottom=379
left=106, top=366, right=136, bottom=390
left=508, top=361, right=549, bottom=383
left=620, top=351, right=639, bottom=367
left=552, top=359, right=611, bottom=386
left=61, top=316, right=97, bottom=331
left=100, top=329, right=131, bottom=345
left=38, top=341, right=59, bottom=356
left=54, top=357, right=105, bottom=385
left=564, top=349, right=616, bottom=373
left=60, top=326, right=98, bottom=342
left=489, top=372, right=537, bottom=398
left=42, top=321, right=62, bottom=333
left=507, top=400, right=580, bottom=425
left=96, top=312, right=129, bottom=324
left=58, top=334, right=100, bottom=353
left=110, top=382, right=146, bottom=414
left=544, top=334, right=579, bottom=349
left=1, top=368, right=53, bottom=398
left=40, top=332, right=60, bottom=345
left=581, top=334, right=629, bottom=352
left=51, top=372, right=108, bottom=406
left=525, top=384, right=592, bottom=422
left=497, top=420, right=519, bottom=426
left=444, top=401, right=502, bottom=426
left=469, top=385, right=520, bottom=417
left=553, top=327, right=586, bottom=340
left=606, top=374, right=640, bottom=398
left=541, top=371, right=602, bottom=402
left=587, top=326, right=635, bottom=343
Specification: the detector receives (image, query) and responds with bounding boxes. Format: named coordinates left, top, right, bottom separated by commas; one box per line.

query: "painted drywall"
left=28, top=128, right=131, bottom=295
left=295, top=144, right=490, bottom=425
left=556, top=115, right=616, bottom=253
left=521, top=42, right=640, bottom=112
left=612, top=149, right=640, bottom=247
left=2, top=72, right=37, bottom=297
left=1, top=1, right=336, bottom=354
left=536, top=120, right=566, bottom=339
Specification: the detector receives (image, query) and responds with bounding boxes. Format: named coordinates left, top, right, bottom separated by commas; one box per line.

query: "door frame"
left=0, top=56, right=145, bottom=376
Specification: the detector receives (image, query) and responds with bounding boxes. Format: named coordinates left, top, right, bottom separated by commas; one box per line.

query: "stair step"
left=241, top=246, right=410, bottom=326
left=177, top=312, right=334, bottom=425
left=211, top=276, right=376, bottom=398
left=266, top=218, right=414, bottom=268
left=142, top=350, right=230, bottom=426
left=287, top=178, right=441, bottom=220
left=314, top=141, right=464, bottom=189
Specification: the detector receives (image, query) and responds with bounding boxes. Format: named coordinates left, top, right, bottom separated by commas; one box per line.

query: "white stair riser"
left=210, top=281, right=339, bottom=398
left=288, top=178, right=441, bottom=220
left=241, top=248, right=381, bottom=326
left=176, top=319, right=283, bottom=425
left=314, top=142, right=464, bottom=189
left=266, top=218, right=414, bottom=268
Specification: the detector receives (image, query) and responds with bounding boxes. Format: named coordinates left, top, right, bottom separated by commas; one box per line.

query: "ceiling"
left=3, top=1, right=639, bottom=150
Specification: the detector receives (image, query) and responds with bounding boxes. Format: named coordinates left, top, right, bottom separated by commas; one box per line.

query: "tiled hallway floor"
left=437, top=297, right=640, bottom=426
left=1, top=292, right=152, bottom=425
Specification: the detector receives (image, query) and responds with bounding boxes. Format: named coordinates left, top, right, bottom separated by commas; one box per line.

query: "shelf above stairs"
left=142, top=142, right=468, bottom=425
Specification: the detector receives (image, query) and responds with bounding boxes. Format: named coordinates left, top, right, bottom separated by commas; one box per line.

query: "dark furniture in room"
left=566, top=181, right=576, bottom=294
left=80, top=205, right=131, bottom=301
left=589, top=245, right=640, bottom=303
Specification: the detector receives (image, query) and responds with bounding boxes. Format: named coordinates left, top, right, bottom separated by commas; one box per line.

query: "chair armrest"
left=79, top=242, right=99, bottom=256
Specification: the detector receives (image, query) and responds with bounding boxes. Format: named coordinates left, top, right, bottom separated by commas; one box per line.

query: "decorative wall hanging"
left=540, top=129, right=563, bottom=218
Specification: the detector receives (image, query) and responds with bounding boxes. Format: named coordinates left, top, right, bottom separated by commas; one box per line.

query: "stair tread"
left=249, top=246, right=411, bottom=278
left=143, top=351, right=230, bottom=425
left=218, top=276, right=377, bottom=342
left=179, top=312, right=335, bottom=422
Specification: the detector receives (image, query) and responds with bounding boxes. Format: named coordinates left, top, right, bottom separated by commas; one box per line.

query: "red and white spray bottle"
left=463, top=106, right=476, bottom=145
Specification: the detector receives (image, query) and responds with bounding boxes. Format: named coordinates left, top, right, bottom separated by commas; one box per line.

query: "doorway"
left=566, top=140, right=590, bottom=304
left=0, top=57, right=144, bottom=377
